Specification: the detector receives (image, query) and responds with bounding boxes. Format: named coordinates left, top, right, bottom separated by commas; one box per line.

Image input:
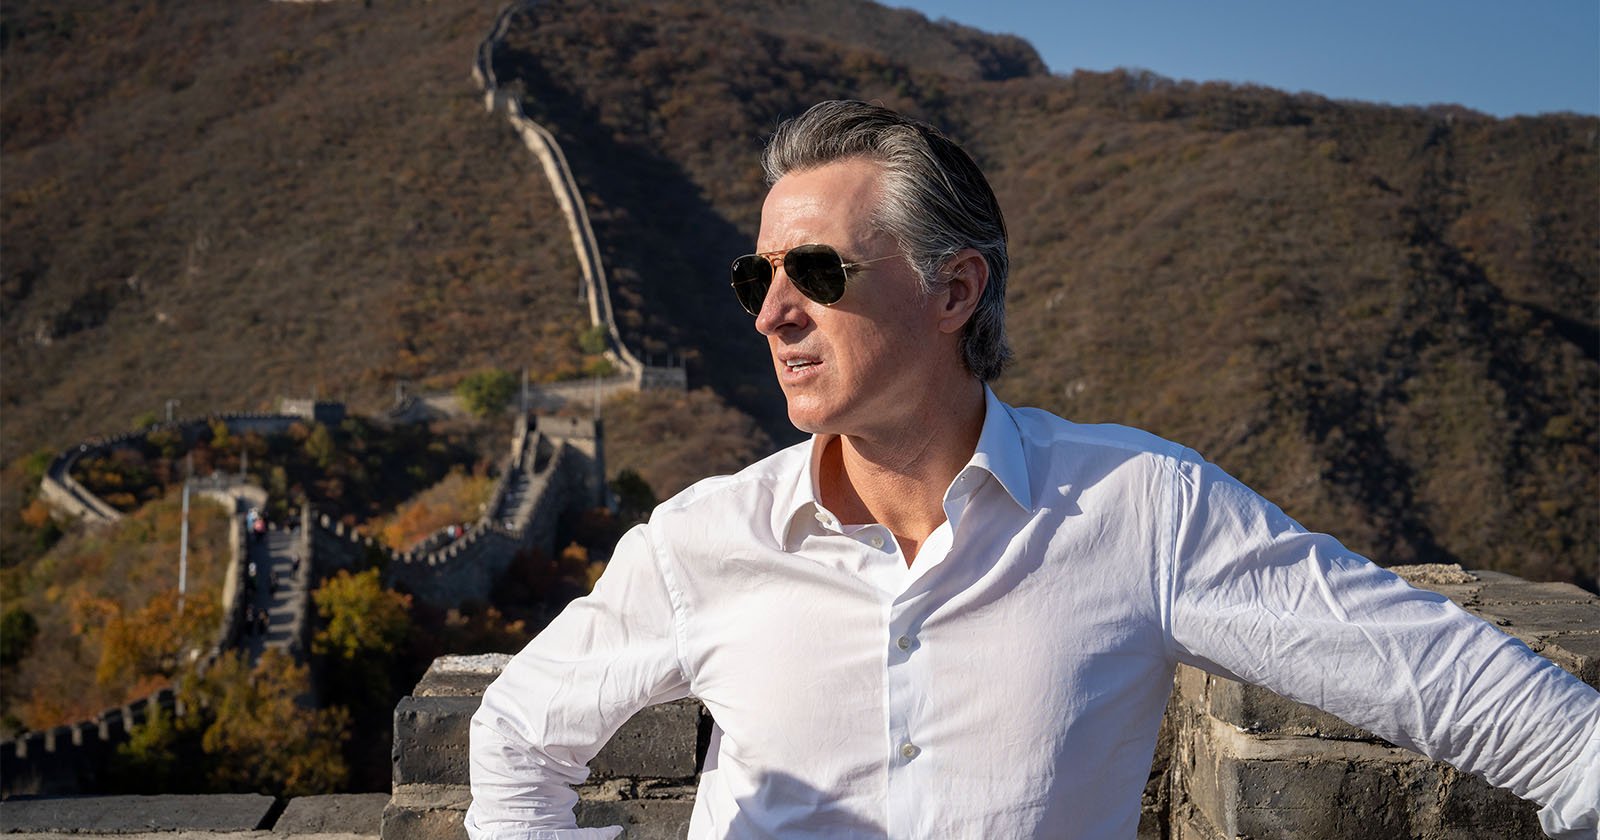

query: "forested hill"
left=3, top=0, right=1595, bottom=588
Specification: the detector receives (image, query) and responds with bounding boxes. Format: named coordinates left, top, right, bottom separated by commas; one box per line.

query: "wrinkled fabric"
left=468, top=388, right=1600, bottom=839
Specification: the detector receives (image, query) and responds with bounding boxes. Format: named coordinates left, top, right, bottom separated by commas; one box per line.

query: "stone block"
left=1435, top=768, right=1545, bottom=840
left=275, top=793, right=389, bottom=835
left=382, top=784, right=471, bottom=840
left=0, top=793, right=276, bottom=831
left=1176, top=715, right=1542, bottom=839
left=589, top=699, right=702, bottom=780
left=1184, top=666, right=1375, bottom=741
left=1469, top=581, right=1598, bottom=607
left=393, top=695, right=480, bottom=787
left=576, top=799, right=695, bottom=840
left=1528, top=631, right=1600, bottom=687
left=414, top=654, right=512, bottom=698
left=394, top=690, right=701, bottom=788
left=1469, top=601, right=1600, bottom=636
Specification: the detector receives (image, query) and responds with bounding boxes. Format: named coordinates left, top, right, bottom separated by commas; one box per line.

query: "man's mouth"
left=785, top=359, right=818, bottom=370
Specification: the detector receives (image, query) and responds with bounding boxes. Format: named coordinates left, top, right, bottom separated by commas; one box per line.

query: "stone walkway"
left=242, top=523, right=308, bottom=664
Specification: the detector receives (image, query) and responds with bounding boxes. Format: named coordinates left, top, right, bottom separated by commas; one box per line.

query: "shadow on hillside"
left=493, top=47, right=796, bottom=447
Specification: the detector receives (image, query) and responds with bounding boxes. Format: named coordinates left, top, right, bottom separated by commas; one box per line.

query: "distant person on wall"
left=467, top=100, right=1599, bottom=839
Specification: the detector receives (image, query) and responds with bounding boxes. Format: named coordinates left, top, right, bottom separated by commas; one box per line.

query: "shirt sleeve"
left=1165, top=457, right=1600, bottom=837
left=466, top=524, right=692, bottom=839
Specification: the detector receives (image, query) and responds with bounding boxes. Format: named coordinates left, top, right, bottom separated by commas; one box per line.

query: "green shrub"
left=456, top=369, right=517, bottom=417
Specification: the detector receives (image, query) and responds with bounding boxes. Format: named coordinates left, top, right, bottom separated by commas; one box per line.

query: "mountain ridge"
left=2, top=0, right=1594, bottom=587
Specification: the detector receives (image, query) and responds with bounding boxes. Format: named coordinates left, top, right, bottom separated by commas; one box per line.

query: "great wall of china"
left=3, top=0, right=678, bottom=795
left=6, top=3, right=1597, bottom=837
left=3, top=402, right=608, bottom=797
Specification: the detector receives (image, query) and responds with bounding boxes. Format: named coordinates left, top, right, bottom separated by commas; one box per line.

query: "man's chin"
left=784, top=401, right=829, bottom=436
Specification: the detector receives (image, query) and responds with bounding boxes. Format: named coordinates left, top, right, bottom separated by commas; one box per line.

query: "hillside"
left=3, top=0, right=1595, bottom=588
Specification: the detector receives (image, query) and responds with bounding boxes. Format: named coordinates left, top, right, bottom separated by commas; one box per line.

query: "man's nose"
left=755, top=269, right=810, bottom=335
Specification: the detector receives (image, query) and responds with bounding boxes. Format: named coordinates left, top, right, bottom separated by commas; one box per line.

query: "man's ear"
left=936, top=248, right=988, bottom=335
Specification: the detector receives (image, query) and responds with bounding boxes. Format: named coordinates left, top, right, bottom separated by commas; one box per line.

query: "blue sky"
left=889, top=0, right=1600, bottom=118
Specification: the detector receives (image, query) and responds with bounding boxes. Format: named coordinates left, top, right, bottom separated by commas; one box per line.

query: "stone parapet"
left=1164, top=563, right=1599, bottom=840
left=389, top=566, right=1595, bottom=840
left=381, top=655, right=704, bottom=840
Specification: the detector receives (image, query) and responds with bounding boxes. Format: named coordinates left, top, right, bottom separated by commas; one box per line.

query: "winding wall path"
left=474, top=0, right=642, bottom=376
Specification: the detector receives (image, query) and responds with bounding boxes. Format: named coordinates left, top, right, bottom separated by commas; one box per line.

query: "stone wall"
left=7, top=410, right=600, bottom=797
left=473, top=1, right=641, bottom=378
left=383, top=565, right=1598, bottom=840
left=1160, top=565, right=1599, bottom=840
left=0, top=688, right=183, bottom=799
left=383, top=655, right=700, bottom=840
left=302, top=414, right=603, bottom=610
left=1, top=495, right=254, bottom=799
left=38, top=412, right=310, bottom=525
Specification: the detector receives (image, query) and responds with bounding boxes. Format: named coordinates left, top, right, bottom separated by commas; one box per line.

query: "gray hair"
left=762, top=100, right=1014, bottom=381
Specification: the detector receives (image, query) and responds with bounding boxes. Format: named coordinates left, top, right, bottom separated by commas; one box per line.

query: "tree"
left=96, top=590, right=218, bottom=689
left=578, top=324, right=609, bottom=355
left=304, top=423, right=336, bottom=470
left=110, top=702, right=182, bottom=793
left=455, top=369, right=517, bottom=417
left=313, top=569, right=412, bottom=662
left=610, top=469, right=657, bottom=523
left=311, top=568, right=412, bottom=790
left=179, top=649, right=350, bottom=794
left=0, top=608, right=39, bottom=667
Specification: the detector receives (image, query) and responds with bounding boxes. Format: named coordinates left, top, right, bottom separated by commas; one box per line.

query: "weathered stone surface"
left=393, top=696, right=481, bottom=787
left=1391, top=563, right=1478, bottom=586
left=274, top=793, right=388, bottom=834
left=1198, top=668, right=1375, bottom=741
left=1435, top=768, right=1545, bottom=840
left=414, top=655, right=513, bottom=698
left=382, top=785, right=470, bottom=840
left=1470, top=601, right=1600, bottom=635
left=395, top=693, right=701, bottom=789
left=1528, top=630, right=1600, bottom=687
left=1175, top=709, right=1546, bottom=840
left=381, top=805, right=467, bottom=840
left=1470, top=581, right=1598, bottom=606
left=589, top=700, right=701, bottom=781
left=0, top=794, right=276, bottom=832
left=576, top=800, right=694, bottom=840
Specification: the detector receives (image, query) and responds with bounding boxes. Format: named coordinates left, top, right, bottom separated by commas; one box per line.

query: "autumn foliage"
left=112, top=650, right=350, bottom=795
left=0, top=491, right=231, bottom=735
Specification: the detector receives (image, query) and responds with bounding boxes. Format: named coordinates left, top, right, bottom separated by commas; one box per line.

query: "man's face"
left=754, top=158, right=948, bottom=438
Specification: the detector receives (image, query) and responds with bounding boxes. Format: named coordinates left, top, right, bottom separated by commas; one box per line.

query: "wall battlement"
left=10, top=411, right=605, bottom=798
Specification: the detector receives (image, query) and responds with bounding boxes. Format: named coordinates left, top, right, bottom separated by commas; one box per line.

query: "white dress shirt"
left=467, top=388, right=1600, bottom=839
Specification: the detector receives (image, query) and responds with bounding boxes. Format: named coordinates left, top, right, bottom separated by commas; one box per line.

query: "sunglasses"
left=729, top=244, right=898, bottom=316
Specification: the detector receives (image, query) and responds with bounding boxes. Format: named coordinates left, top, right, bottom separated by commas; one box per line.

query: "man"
left=468, top=100, right=1599, bottom=839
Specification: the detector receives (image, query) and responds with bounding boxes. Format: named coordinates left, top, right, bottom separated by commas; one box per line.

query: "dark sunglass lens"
left=784, top=245, right=847, bottom=304
left=730, top=255, right=772, bottom=315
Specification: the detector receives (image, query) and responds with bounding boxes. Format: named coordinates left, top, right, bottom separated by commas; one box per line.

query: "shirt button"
left=896, top=635, right=911, bottom=651
left=814, top=511, right=834, bottom=527
left=870, top=535, right=885, bottom=549
left=900, top=742, right=920, bottom=760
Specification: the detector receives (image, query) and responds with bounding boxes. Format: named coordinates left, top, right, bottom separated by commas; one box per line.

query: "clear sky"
left=888, top=0, right=1600, bottom=118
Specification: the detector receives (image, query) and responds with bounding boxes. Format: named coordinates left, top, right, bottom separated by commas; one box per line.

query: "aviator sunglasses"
left=729, top=244, right=898, bottom=316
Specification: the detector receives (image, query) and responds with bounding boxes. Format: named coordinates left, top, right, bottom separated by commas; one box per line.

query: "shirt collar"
left=773, top=385, right=1033, bottom=549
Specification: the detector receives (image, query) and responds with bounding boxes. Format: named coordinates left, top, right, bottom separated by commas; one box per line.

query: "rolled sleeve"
left=467, top=525, right=691, bottom=838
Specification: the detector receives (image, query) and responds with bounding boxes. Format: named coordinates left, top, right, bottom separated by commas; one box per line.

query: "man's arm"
left=466, top=525, right=691, bottom=839
left=1164, top=458, right=1599, bottom=838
